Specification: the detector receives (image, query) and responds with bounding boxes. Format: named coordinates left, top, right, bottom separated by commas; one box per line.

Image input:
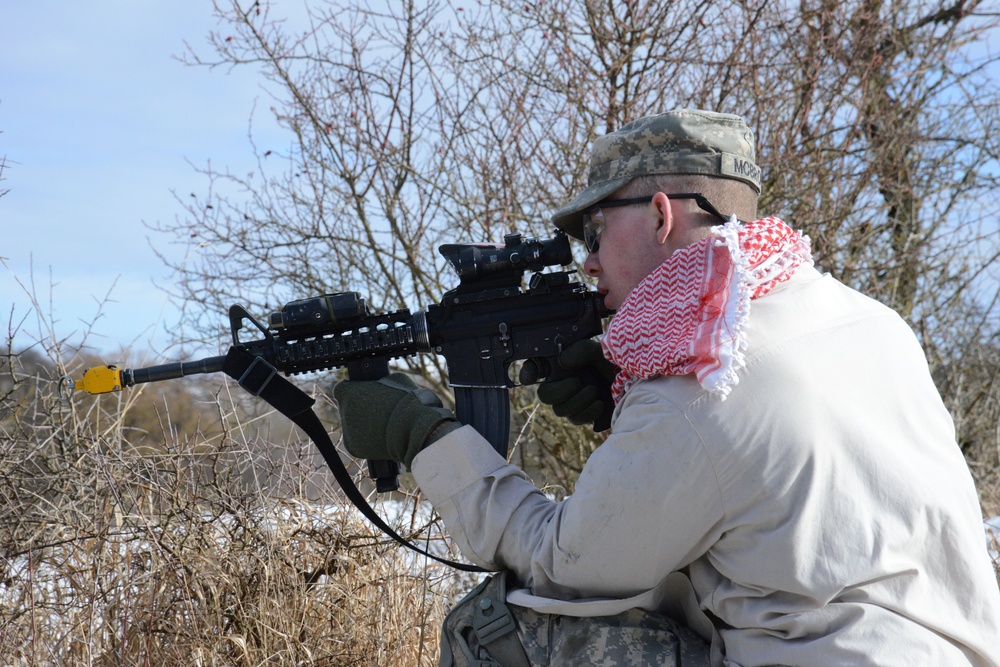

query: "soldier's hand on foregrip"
left=333, top=373, right=459, bottom=470
left=520, top=339, right=618, bottom=430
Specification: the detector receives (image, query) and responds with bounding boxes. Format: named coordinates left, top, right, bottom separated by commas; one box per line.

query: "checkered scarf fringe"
left=601, top=216, right=813, bottom=403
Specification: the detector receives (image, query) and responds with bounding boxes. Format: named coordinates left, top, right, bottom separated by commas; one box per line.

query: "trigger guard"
left=517, top=357, right=553, bottom=386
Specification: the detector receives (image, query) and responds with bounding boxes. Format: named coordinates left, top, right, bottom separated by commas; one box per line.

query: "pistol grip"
left=539, top=354, right=615, bottom=433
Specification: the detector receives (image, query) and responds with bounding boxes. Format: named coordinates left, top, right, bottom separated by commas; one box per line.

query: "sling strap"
left=221, top=346, right=487, bottom=573
left=440, top=572, right=531, bottom=667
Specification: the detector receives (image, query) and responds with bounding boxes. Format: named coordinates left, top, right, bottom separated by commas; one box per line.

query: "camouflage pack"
left=439, top=572, right=711, bottom=666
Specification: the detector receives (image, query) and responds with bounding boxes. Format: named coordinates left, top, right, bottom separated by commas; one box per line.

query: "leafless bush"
left=157, top=0, right=1000, bottom=501
left=1, top=292, right=471, bottom=665
left=0, top=154, right=10, bottom=200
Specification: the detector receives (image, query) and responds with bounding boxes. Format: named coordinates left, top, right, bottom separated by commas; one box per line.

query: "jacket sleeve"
left=411, top=382, right=726, bottom=601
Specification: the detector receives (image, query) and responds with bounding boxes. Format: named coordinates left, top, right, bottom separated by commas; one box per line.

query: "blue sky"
left=1, top=2, right=291, bottom=360
left=5, top=3, right=997, bottom=364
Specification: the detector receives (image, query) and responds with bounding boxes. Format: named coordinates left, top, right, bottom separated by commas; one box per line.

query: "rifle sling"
left=222, top=346, right=487, bottom=573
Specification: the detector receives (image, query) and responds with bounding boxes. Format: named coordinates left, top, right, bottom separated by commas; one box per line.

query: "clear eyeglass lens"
left=583, top=208, right=604, bottom=253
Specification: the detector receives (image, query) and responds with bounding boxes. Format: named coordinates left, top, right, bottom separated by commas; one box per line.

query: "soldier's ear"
left=653, top=192, right=672, bottom=245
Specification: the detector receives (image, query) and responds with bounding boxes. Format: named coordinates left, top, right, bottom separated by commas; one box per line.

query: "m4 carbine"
left=69, top=230, right=612, bottom=493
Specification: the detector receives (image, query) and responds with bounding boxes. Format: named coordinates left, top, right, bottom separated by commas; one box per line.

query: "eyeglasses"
left=581, top=193, right=729, bottom=253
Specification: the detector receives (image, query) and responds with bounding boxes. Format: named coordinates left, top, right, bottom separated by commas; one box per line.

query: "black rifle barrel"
left=123, top=355, right=228, bottom=387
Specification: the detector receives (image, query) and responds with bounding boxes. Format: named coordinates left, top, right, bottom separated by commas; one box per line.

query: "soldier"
left=336, top=110, right=1000, bottom=665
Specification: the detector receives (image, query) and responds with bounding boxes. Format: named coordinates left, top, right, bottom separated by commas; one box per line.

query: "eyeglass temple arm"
left=668, top=193, right=730, bottom=223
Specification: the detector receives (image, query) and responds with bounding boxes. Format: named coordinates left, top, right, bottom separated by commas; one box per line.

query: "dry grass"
left=1, top=498, right=461, bottom=666
left=1, top=339, right=472, bottom=666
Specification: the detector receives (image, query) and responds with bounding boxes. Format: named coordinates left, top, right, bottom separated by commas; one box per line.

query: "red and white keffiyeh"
left=601, top=216, right=813, bottom=403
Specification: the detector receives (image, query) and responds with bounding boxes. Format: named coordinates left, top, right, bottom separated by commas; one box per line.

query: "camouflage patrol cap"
left=552, top=109, right=761, bottom=239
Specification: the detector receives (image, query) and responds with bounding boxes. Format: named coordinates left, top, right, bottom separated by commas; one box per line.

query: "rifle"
left=67, top=230, right=612, bottom=497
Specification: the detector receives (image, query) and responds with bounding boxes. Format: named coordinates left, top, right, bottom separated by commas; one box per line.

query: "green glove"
left=334, top=372, right=458, bottom=469
left=520, top=339, right=618, bottom=429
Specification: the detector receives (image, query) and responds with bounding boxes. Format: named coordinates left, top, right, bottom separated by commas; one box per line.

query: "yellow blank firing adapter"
left=59, top=357, right=225, bottom=402
left=74, top=365, right=125, bottom=395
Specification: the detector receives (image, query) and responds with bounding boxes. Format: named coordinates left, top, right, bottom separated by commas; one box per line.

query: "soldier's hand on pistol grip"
left=520, top=338, right=618, bottom=430
left=334, top=373, right=460, bottom=469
